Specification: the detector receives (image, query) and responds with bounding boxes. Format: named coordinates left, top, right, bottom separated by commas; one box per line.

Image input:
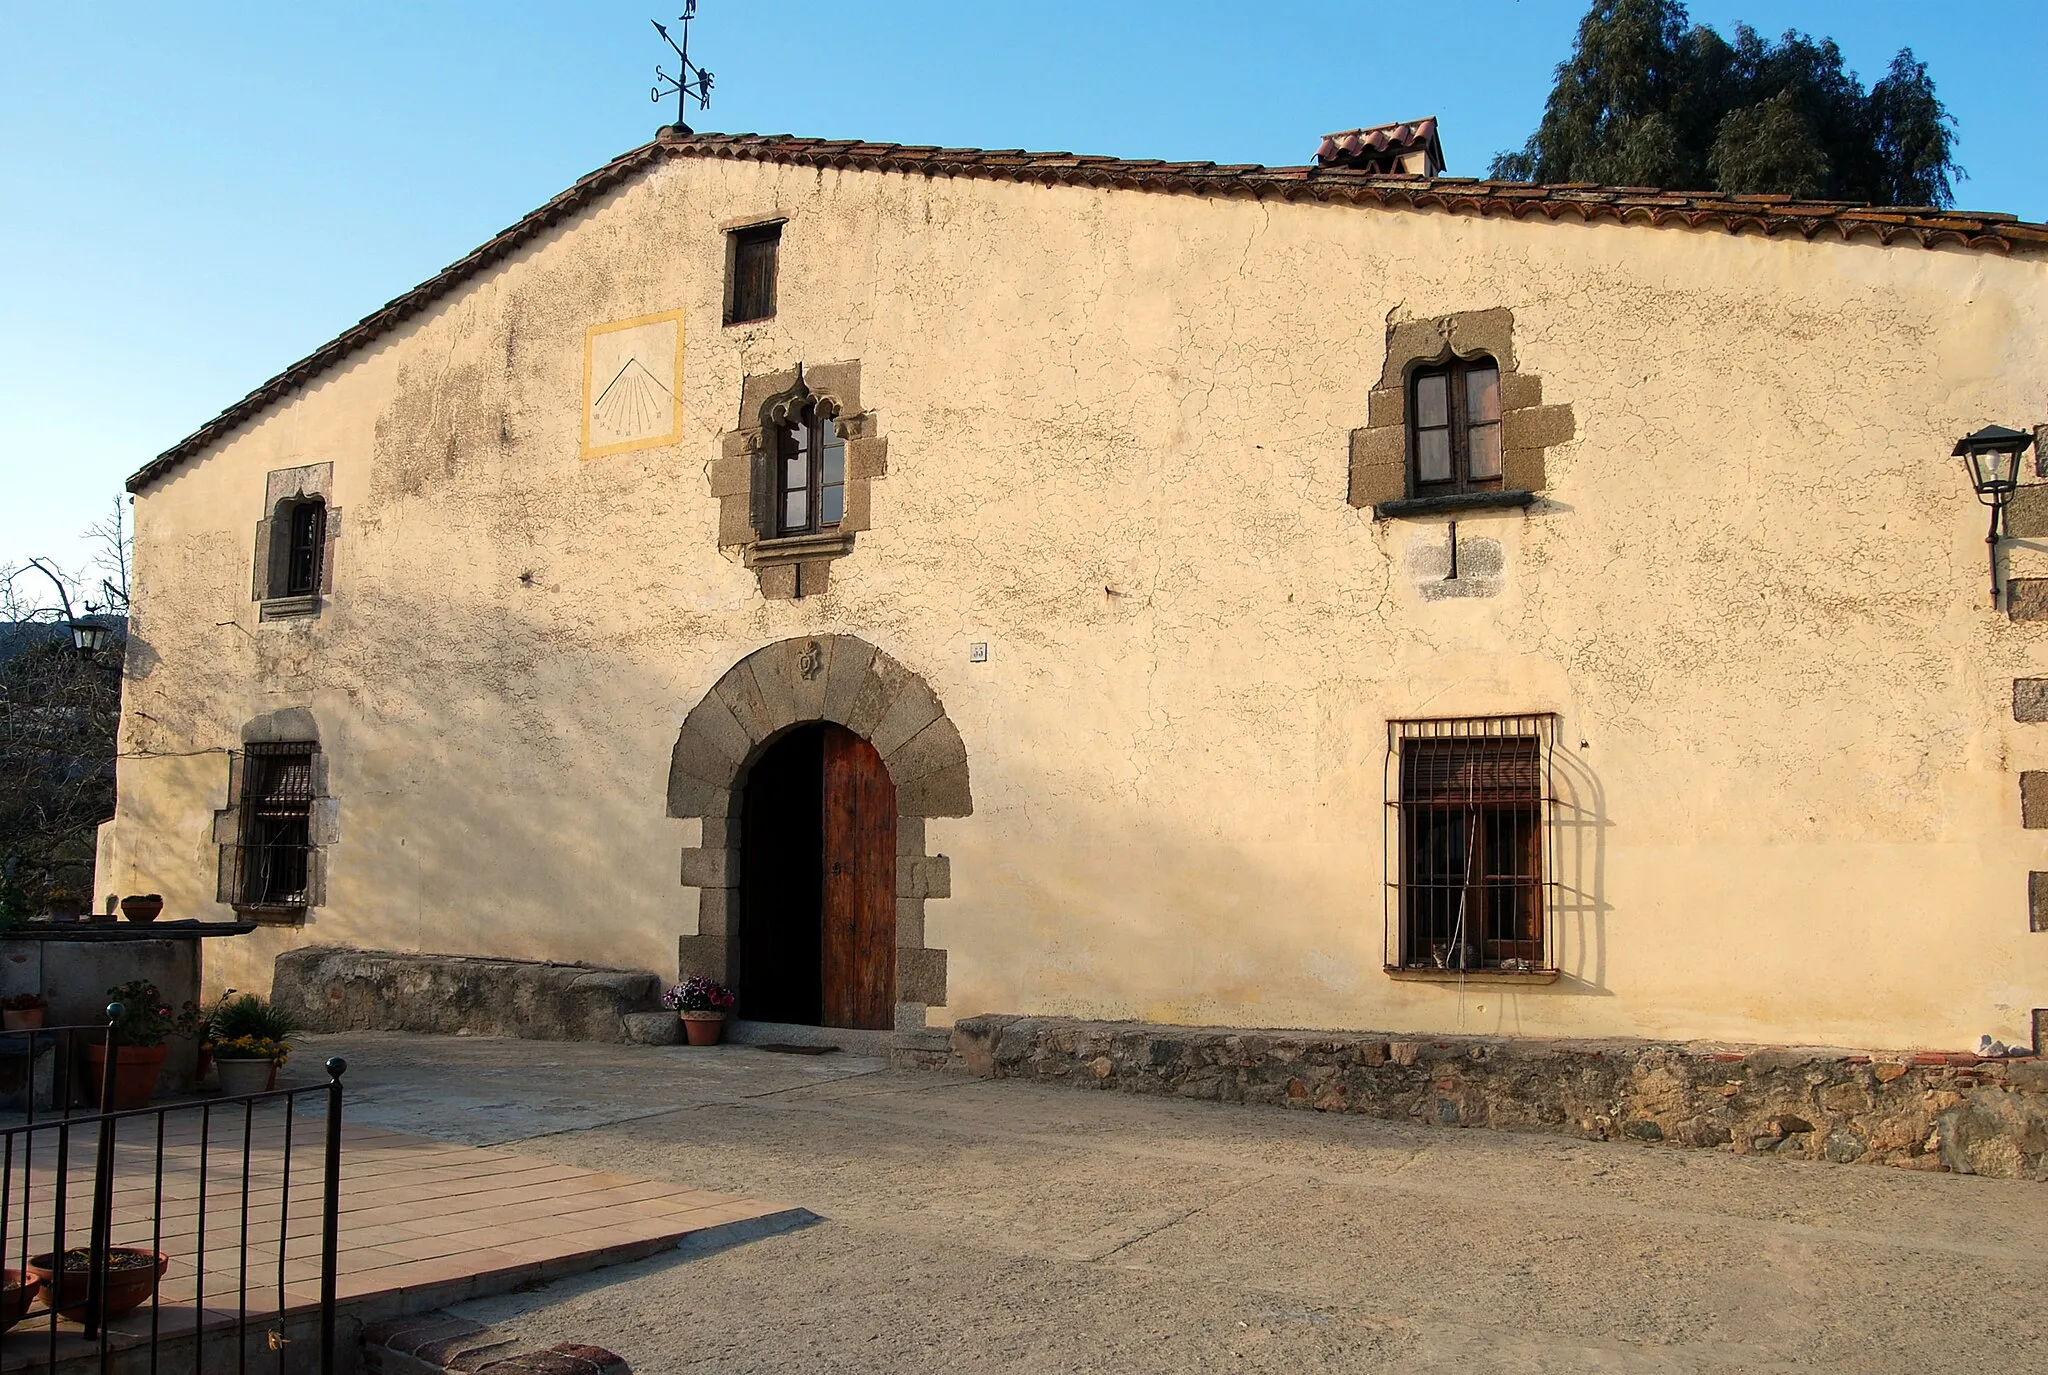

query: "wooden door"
left=820, top=726, right=897, bottom=1029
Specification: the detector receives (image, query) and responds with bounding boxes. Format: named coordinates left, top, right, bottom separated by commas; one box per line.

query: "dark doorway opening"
left=739, top=722, right=898, bottom=1029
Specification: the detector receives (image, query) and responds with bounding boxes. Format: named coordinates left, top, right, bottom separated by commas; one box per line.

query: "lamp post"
left=1954, top=425, right=2035, bottom=608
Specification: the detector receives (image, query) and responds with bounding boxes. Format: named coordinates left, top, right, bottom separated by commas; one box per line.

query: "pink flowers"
left=662, top=977, right=735, bottom=1013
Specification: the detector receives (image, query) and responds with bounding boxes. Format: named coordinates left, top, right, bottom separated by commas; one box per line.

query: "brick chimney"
left=1314, top=117, right=1444, bottom=176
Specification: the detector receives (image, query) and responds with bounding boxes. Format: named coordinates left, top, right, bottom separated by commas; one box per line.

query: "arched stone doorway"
left=668, top=636, right=970, bottom=1032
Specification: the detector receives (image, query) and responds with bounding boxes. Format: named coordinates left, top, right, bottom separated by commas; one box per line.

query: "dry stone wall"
left=944, top=1015, right=2048, bottom=1181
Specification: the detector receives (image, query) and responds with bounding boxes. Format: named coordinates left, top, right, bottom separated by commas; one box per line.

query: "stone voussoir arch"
left=667, top=635, right=970, bottom=1028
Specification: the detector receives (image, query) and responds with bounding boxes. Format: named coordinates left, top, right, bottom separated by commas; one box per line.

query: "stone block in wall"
left=899, top=853, right=951, bottom=899
left=1501, top=447, right=1546, bottom=493
left=676, top=933, right=735, bottom=984
left=698, top=885, right=740, bottom=939
left=2033, top=873, right=2048, bottom=932
left=2016, top=680, right=2048, bottom=722
left=2006, top=486, right=2048, bottom=540
left=897, top=947, right=948, bottom=1006
left=847, top=435, right=888, bottom=480
left=2009, top=580, right=2048, bottom=622
left=1348, top=426, right=1405, bottom=508
left=898, top=760, right=973, bottom=818
left=895, top=898, right=925, bottom=949
left=2024, top=773, right=2048, bottom=828
left=1501, top=403, right=1575, bottom=451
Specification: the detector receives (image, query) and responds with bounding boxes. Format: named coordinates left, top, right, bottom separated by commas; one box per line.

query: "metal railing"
left=0, top=1022, right=120, bottom=1124
left=0, top=1005, right=345, bottom=1374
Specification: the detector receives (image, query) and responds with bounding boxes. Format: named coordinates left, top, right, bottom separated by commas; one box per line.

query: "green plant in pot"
left=93, top=982, right=197, bottom=1110
left=207, top=994, right=294, bottom=1095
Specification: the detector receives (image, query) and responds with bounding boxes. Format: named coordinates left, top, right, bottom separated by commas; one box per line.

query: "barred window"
left=281, top=499, right=326, bottom=598
left=232, top=743, right=316, bottom=908
left=1385, top=716, right=1555, bottom=973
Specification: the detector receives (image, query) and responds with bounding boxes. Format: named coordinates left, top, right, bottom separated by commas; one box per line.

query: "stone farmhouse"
left=100, top=118, right=2048, bottom=1053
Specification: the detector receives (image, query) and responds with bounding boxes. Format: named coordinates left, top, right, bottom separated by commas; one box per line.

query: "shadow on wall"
left=1551, top=744, right=1613, bottom=997
left=127, top=527, right=1613, bottom=1027
left=922, top=741, right=1615, bottom=1034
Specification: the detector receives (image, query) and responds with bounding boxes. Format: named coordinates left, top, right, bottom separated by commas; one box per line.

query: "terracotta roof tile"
left=129, top=130, right=2048, bottom=494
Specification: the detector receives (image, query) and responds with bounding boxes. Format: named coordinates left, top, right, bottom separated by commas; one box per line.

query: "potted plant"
left=88, top=981, right=195, bottom=1110
left=0, top=1269, right=37, bottom=1332
left=1, top=993, right=46, bottom=1031
left=27, top=1247, right=169, bottom=1322
left=45, top=889, right=88, bottom=922
left=207, top=993, right=294, bottom=1094
left=664, top=977, right=736, bottom=1046
left=119, top=893, right=164, bottom=923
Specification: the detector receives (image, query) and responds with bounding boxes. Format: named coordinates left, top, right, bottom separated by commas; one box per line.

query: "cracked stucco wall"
left=103, top=151, right=2048, bottom=1051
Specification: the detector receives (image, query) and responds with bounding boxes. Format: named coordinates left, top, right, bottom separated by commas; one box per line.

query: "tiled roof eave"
left=129, top=131, right=2048, bottom=494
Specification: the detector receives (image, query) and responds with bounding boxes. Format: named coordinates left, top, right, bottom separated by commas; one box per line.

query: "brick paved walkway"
left=0, top=1101, right=793, bottom=1371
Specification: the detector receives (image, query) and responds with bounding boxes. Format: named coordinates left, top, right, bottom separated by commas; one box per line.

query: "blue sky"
left=3, top=1, right=2041, bottom=589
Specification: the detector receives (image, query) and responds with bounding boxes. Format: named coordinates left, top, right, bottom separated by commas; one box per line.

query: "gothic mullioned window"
left=775, top=406, right=847, bottom=537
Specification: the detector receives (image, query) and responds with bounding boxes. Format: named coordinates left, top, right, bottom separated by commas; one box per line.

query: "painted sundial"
left=582, top=310, right=684, bottom=458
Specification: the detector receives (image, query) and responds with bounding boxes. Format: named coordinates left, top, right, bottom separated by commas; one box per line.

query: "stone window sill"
left=1384, top=965, right=1560, bottom=985
left=745, top=529, right=853, bottom=568
left=258, top=595, right=321, bottom=621
left=234, top=904, right=308, bottom=926
left=1373, top=490, right=1537, bottom=520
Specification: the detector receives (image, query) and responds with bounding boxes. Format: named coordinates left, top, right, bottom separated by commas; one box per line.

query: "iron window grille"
left=1383, top=714, right=1558, bottom=973
left=774, top=406, right=846, bottom=537
left=1410, top=356, right=1504, bottom=495
left=726, top=222, right=781, bottom=325
left=223, top=743, right=318, bottom=909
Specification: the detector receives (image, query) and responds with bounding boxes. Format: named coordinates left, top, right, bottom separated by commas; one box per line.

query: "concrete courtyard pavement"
left=302, top=1032, right=2046, bottom=1374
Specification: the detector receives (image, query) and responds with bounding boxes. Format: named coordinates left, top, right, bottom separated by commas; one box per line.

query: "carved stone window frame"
left=253, top=462, right=339, bottom=620
left=709, top=361, right=887, bottom=600
left=1348, top=308, right=1576, bottom=519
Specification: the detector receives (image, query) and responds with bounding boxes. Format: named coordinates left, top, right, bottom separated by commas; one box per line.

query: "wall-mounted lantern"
left=1953, top=425, right=2035, bottom=606
left=69, top=618, right=115, bottom=657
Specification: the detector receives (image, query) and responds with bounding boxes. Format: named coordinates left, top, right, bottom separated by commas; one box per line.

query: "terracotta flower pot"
left=214, top=1057, right=276, bottom=1096
left=0, top=1270, right=39, bottom=1333
left=28, top=1248, right=169, bottom=1322
left=2, top=1009, right=44, bottom=1032
left=119, top=895, right=164, bottom=924
left=84, top=1043, right=167, bottom=1111
left=680, top=1012, right=726, bottom=1046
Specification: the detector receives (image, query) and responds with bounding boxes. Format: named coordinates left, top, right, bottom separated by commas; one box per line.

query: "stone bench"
left=272, top=947, right=676, bottom=1045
